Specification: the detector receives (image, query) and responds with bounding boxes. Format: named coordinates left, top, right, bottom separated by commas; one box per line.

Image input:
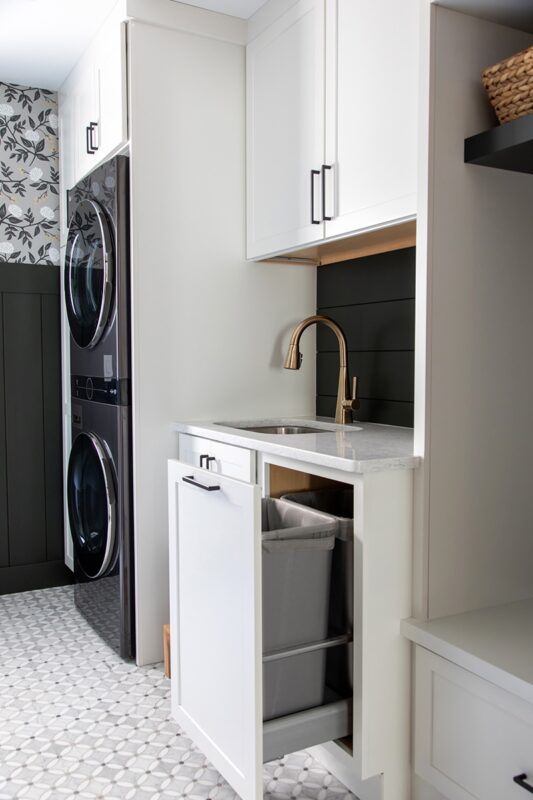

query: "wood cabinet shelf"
left=464, top=113, right=533, bottom=174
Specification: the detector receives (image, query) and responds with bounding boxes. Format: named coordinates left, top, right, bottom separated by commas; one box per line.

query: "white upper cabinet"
left=246, top=0, right=419, bottom=260
left=324, top=0, right=418, bottom=240
left=58, top=16, right=127, bottom=191
left=246, top=0, right=326, bottom=259
left=95, top=20, right=128, bottom=167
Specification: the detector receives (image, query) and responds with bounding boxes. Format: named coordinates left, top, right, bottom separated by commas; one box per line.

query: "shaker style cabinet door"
left=323, top=0, right=418, bottom=239
left=95, top=21, right=128, bottom=164
left=168, top=460, right=263, bottom=800
left=246, top=0, right=326, bottom=259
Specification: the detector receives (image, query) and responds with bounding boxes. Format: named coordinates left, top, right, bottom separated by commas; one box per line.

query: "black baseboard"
left=0, top=560, right=73, bottom=595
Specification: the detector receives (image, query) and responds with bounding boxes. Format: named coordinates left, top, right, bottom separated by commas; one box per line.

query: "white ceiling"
left=0, top=0, right=121, bottom=91
left=0, top=0, right=266, bottom=92
left=2, top=0, right=533, bottom=94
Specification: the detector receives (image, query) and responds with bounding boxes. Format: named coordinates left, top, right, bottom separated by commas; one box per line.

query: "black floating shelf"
left=464, top=113, right=533, bottom=174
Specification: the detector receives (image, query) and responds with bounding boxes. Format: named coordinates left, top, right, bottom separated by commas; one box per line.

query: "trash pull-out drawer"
left=168, top=460, right=352, bottom=800
left=178, top=433, right=255, bottom=482
left=415, top=646, right=533, bottom=800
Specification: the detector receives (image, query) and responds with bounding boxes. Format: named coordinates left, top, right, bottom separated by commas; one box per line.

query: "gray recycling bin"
left=280, top=489, right=354, bottom=696
left=261, top=498, right=337, bottom=720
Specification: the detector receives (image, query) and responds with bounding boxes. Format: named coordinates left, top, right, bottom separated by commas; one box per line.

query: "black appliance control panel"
left=71, top=375, right=130, bottom=406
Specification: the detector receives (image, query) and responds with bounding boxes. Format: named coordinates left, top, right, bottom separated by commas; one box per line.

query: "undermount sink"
left=224, top=424, right=332, bottom=435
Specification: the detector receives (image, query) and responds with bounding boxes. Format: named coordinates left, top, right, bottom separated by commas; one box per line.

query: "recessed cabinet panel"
left=324, top=0, right=418, bottom=239
left=246, top=0, right=325, bottom=258
left=96, top=22, right=128, bottom=163
left=168, top=460, right=262, bottom=800
left=415, top=647, right=533, bottom=800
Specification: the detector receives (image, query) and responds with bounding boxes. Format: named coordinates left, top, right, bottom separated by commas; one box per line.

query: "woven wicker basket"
left=482, top=45, right=533, bottom=124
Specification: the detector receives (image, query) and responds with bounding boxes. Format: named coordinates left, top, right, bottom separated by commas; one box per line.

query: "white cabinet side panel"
left=424, top=8, right=533, bottom=619
left=128, top=21, right=316, bottom=665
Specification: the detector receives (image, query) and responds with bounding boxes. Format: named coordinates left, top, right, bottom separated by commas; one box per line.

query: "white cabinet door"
left=415, top=647, right=533, bottom=800
left=95, top=21, right=128, bottom=163
left=324, top=0, right=418, bottom=239
left=246, top=0, right=325, bottom=259
left=75, top=57, right=99, bottom=183
left=168, top=460, right=262, bottom=800
left=59, top=16, right=127, bottom=189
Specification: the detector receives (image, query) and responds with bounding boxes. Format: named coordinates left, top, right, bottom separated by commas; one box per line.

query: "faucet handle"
left=347, top=376, right=360, bottom=411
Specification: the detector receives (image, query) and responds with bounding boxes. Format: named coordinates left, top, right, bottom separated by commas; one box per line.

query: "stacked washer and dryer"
left=64, top=156, right=135, bottom=659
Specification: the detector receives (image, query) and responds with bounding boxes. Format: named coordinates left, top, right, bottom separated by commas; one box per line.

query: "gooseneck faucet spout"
left=284, top=314, right=360, bottom=425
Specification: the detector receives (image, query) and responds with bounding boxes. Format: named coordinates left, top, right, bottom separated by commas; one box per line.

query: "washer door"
left=65, top=199, right=114, bottom=349
left=67, top=432, right=117, bottom=579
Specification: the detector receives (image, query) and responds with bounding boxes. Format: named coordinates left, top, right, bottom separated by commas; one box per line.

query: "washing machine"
left=64, top=155, right=129, bottom=384
left=64, top=155, right=134, bottom=659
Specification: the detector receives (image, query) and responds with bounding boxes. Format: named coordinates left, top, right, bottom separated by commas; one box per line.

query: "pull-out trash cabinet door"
left=168, top=460, right=262, bottom=800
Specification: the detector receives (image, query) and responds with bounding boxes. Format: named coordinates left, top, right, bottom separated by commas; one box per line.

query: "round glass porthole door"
left=65, top=199, right=114, bottom=349
left=67, top=432, right=117, bottom=579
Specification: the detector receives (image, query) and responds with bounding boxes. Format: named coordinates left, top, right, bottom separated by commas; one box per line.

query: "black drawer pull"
left=514, top=774, right=533, bottom=793
left=183, top=475, right=220, bottom=492
left=310, top=169, right=320, bottom=224
left=199, top=455, right=216, bottom=469
left=199, top=454, right=209, bottom=468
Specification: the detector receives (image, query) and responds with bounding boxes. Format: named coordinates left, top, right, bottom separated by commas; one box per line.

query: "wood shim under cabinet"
left=261, top=219, right=416, bottom=267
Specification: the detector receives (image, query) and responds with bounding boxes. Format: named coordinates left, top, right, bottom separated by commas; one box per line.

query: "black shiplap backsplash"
left=316, top=247, right=415, bottom=427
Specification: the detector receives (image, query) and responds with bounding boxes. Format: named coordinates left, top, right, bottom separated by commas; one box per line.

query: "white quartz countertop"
left=174, top=416, right=419, bottom=473
left=402, top=598, right=533, bottom=705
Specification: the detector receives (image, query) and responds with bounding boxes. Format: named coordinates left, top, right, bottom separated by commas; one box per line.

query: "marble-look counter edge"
left=173, top=418, right=420, bottom=474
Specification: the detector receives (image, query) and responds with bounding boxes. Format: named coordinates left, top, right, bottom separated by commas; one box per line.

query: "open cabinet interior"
left=263, top=464, right=355, bottom=762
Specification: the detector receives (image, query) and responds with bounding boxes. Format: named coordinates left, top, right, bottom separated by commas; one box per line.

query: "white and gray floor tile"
left=0, top=586, right=355, bottom=800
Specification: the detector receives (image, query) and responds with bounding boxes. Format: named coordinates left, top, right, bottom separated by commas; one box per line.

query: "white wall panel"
left=128, top=21, right=315, bottom=664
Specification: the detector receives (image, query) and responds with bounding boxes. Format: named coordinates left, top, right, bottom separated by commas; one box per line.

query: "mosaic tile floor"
left=0, top=586, right=356, bottom=800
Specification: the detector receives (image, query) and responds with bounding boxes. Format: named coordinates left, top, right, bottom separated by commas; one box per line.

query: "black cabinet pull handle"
left=199, top=454, right=209, bottom=468
left=311, top=169, right=320, bottom=224
left=86, top=125, right=93, bottom=155
left=199, top=455, right=217, bottom=469
left=89, top=121, right=99, bottom=153
left=514, top=774, right=533, bottom=794
left=321, top=164, right=332, bottom=221
left=183, top=475, right=220, bottom=492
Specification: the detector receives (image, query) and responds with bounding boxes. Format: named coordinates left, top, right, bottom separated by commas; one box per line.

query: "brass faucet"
left=284, top=314, right=360, bottom=425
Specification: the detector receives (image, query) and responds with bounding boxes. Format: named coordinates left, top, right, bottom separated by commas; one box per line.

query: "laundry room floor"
left=0, top=587, right=356, bottom=800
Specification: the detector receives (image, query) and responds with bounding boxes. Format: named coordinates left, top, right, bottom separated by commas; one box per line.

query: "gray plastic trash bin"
left=262, top=497, right=337, bottom=720
left=280, top=489, right=354, bottom=695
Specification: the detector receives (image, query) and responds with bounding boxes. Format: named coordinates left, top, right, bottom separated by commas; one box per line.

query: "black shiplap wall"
left=0, top=262, right=71, bottom=594
left=316, top=247, right=415, bottom=427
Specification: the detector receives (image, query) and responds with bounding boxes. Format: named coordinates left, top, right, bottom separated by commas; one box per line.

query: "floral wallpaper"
left=0, top=81, right=60, bottom=265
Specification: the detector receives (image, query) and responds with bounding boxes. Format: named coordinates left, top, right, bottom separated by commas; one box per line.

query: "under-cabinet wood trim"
left=260, top=220, right=416, bottom=267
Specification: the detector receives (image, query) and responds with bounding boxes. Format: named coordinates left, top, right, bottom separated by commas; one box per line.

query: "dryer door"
left=67, top=431, right=117, bottom=579
left=65, top=199, right=114, bottom=349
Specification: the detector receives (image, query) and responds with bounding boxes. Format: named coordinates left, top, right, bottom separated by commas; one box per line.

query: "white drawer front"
left=178, top=434, right=255, bottom=484
left=415, top=646, right=533, bottom=800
